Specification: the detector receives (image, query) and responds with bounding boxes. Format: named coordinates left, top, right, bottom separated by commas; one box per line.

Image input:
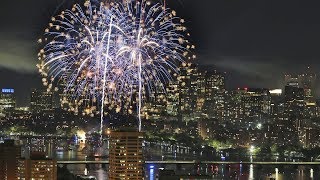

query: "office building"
left=198, top=118, right=218, bottom=139
left=285, top=70, right=316, bottom=102
left=166, top=81, right=180, bottom=116
left=143, top=83, right=167, bottom=120
left=299, top=126, right=320, bottom=148
left=269, top=89, right=285, bottom=119
left=225, top=89, right=245, bottom=124
left=178, top=62, right=199, bottom=121
left=203, top=71, right=226, bottom=120
left=241, top=88, right=271, bottom=123
left=108, top=130, right=144, bottom=179
left=299, top=68, right=316, bottom=101
left=17, top=152, right=57, bottom=180
left=30, top=89, right=53, bottom=114
left=0, top=88, right=16, bottom=117
left=0, top=139, right=20, bottom=180
left=284, top=85, right=305, bottom=122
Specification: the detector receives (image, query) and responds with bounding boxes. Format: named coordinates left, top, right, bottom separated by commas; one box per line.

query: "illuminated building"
left=284, top=74, right=300, bottom=88
left=17, top=152, right=57, bottom=180
left=178, top=63, right=199, bottom=122
left=225, top=89, right=245, bottom=124
left=299, top=70, right=317, bottom=118
left=108, top=130, right=144, bottom=179
left=299, top=126, right=320, bottom=148
left=195, top=71, right=206, bottom=114
left=241, top=88, right=271, bottom=123
left=0, top=88, right=16, bottom=117
left=143, top=83, right=167, bottom=120
left=285, top=69, right=316, bottom=103
left=269, top=89, right=282, bottom=96
left=305, top=101, right=317, bottom=119
left=284, top=85, right=305, bottom=125
left=283, top=84, right=306, bottom=144
left=203, top=71, right=226, bottom=121
left=30, top=89, right=53, bottom=114
left=198, top=118, right=218, bottom=139
left=299, top=68, right=316, bottom=101
left=166, top=81, right=180, bottom=117
left=262, top=122, right=299, bottom=147
left=0, top=139, right=20, bottom=180
left=269, top=89, right=284, bottom=119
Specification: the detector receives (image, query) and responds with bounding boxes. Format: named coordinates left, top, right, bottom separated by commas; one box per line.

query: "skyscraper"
left=203, top=71, right=226, bottom=121
left=108, top=130, right=144, bottom=179
left=284, top=85, right=305, bottom=128
left=284, top=68, right=316, bottom=102
left=143, top=82, right=167, bottom=120
left=298, top=70, right=316, bottom=102
left=166, top=81, right=180, bottom=117
left=17, top=152, right=57, bottom=180
left=269, top=89, right=284, bottom=119
left=241, top=88, right=271, bottom=124
left=30, top=89, right=53, bottom=114
left=0, top=139, right=20, bottom=180
left=284, top=74, right=300, bottom=88
left=178, top=62, right=199, bottom=122
left=0, top=88, right=16, bottom=117
left=225, top=89, right=245, bottom=124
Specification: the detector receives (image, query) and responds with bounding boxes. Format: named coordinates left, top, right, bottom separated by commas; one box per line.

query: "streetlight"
left=249, top=146, right=255, bottom=162
left=257, top=123, right=262, bottom=129
left=250, top=146, right=255, bottom=153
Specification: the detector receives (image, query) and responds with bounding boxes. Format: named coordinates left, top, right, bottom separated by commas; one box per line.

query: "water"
left=12, top=137, right=320, bottom=179
left=65, top=163, right=319, bottom=179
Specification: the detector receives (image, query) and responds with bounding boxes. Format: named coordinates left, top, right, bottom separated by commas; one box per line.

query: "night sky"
left=1, top=0, right=320, bottom=106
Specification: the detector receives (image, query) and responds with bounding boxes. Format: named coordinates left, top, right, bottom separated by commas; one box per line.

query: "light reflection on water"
left=149, top=168, right=154, bottom=180
left=16, top=137, right=318, bottom=179
left=249, top=164, right=253, bottom=180
left=64, top=163, right=318, bottom=180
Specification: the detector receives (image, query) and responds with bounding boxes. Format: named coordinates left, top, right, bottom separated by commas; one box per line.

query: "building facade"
left=17, top=152, right=57, bottom=180
left=0, top=88, right=16, bottom=117
left=0, top=139, right=20, bottom=180
left=30, top=89, right=53, bottom=114
left=109, top=131, right=144, bottom=180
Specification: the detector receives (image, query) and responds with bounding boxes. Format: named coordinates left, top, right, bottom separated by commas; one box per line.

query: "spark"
left=38, top=0, right=194, bottom=133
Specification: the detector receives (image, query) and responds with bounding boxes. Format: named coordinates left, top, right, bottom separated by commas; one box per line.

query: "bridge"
left=57, top=160, right=320, bottom=165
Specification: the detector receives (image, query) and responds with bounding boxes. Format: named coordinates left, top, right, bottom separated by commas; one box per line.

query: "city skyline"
left=2, top=0, right=320, bottom=106
left=2, top=0, right=320, bottom=179
left=0, top=65, right=317, bottom=107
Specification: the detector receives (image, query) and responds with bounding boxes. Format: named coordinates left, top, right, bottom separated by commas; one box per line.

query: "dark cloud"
left=211, top=56, right=286, bottom=89
left=1, top=0, right=320, bottom=106
left=0, top=35, right=37, bottom=73
left=168, top=0, right=320, bottom=90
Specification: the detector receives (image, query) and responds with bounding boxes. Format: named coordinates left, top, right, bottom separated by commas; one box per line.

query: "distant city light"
left=1, top=89, right=14, bottom=93
left=257, top=123, right=262, bottom=129
left=250, top=145, right=255, bottom=153
left=269, top=89, right=282, bottom=95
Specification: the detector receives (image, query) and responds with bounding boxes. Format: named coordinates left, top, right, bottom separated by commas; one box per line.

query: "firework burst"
left=38, top=0, right=194, bottom=133
left=107, top=0, right=195, bottom=130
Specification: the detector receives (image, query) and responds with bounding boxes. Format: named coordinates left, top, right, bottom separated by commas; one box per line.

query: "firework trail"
left=38, top=1, right=118, bottom=137
left=107, top=0, right=195, bottom=131
left=38, top=0, right=194, bottom=133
